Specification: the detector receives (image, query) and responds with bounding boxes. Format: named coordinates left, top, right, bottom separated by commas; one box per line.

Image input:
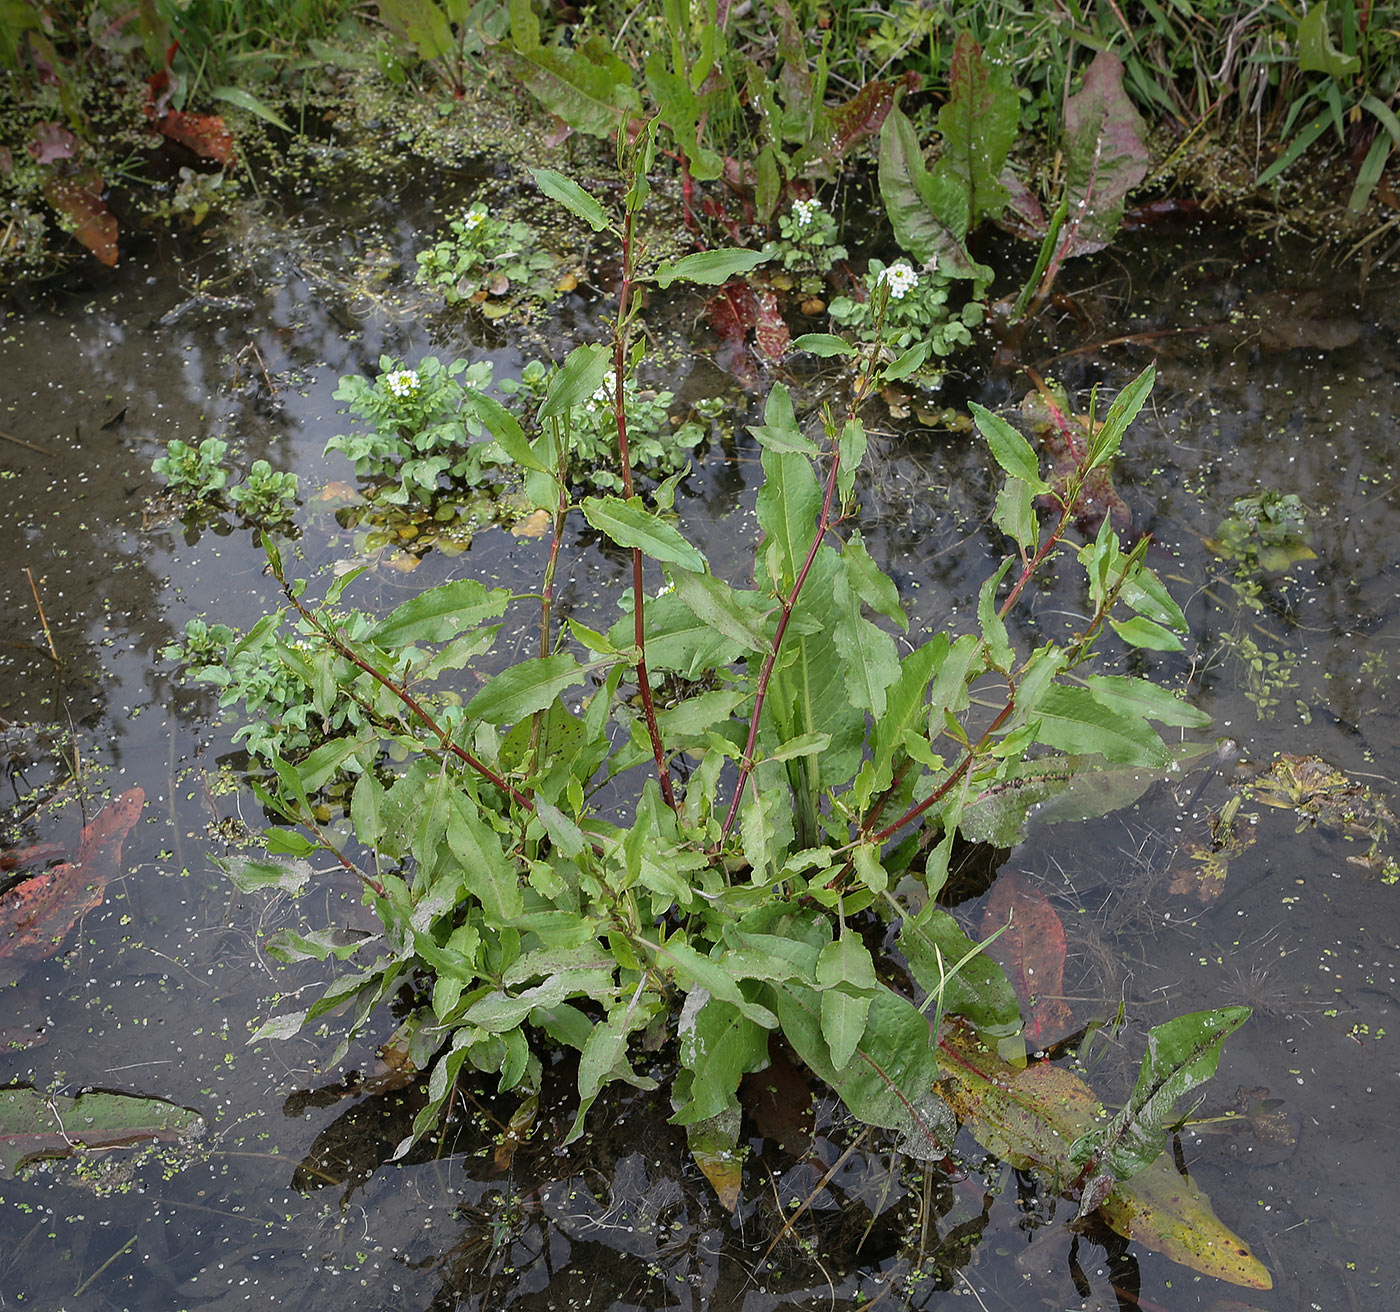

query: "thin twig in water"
left=0, top=426, right=53, bottom=456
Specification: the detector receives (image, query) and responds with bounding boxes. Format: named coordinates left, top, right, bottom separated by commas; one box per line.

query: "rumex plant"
left=232, top=140, right=1265, bottom=1286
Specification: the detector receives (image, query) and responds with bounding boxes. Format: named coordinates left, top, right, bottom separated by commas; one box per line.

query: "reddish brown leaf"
left=980, top=872, right=1072, bottom=1046
left=0, top=843, right=64, bottom=874
left=42, top=169, right=118, bottom=267
left=705, top=280, right=761, bottom=391
left=752, top=288, right=790, bottom=361
left=28, top=122, right=78, bottom=164
left=805, top=70, right=919, bottom=169
left=157, top=111, right=235, bottom=165
left=0, top=788, right=143, bottom=965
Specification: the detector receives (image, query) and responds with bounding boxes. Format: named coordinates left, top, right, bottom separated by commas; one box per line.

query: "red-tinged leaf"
left=687, top=1106, right=743, bottom=1211
left=157, top=111, right=235, bottom=165
left=1, top=842, right=64, bottom=873
left=1022, top=382, right=1131, bottom=534
left=706, top=280, right=761, bottom=391
left=798, top=71, right=918, bottom=171
left=753, top=287, right=790, bottom=361
left=739, top=1043, right=814, bottom=1156
left=28, top=121, right=78, bottom=164
left=42, top=169, right=118, bottom=267
left=0, top=1088, right=203, bottom=1178
left=0, top=788, right=143, bottom=965
left=980, top=872, right=1072, bottom=1046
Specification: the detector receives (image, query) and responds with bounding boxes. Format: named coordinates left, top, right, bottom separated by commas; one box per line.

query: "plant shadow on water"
left=2, top=161, right=1400, bottom=1312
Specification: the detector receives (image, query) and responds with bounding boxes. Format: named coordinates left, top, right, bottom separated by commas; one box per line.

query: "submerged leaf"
left=979, top=873, right=1071, bottom=1046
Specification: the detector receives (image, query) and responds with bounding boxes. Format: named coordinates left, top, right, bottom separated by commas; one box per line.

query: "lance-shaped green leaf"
left=581, top=495, right=706, bottom=572
left=971, top=401, right=1050, bottom=493
left=667, top=569, right=771, bottom=652
left=371, top=578, right=511, bottom=646
left=1029, top=683, right=1170, bottom=766
left=539, top=343, right=610, bottom=421
left=469, top=389, right=554, bottom=474
left=749, top=381, right=818, bottom=455
left=675, top=994, right=767, bottom=1125
left=657, top=937, right=779, bottom=1028
left=1084, top=364, right=1154, bottom=474
left=653, top=247, right=768, bottom=288
left=445, top=790, right=524, bottom=922
left=898, top=902, right=1021, bottom=1037
left=1086, top=674, right=1211, bottom=729
left=531, top=166, right=611, bottom=232
left=791, top=332, right=859, bottom=358
left=878, top=104, right=988, bottom=279
left=464, top=652, right=588, bottom=725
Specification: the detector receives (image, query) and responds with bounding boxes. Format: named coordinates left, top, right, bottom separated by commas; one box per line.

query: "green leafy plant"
left=828, top=256, right=983, bottom=361
left=225, top=148, right=1256, bottom=1284
left=326, top=355, right=498, bottom=504
left=228, top=460, right=299, bottom=526
left=152, top=437, right=230, bottom=504
left=414, top=204, right=560, bottom=315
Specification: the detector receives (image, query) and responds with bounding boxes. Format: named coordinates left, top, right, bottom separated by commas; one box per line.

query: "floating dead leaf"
left=156, top=110, right=235, bottom=165
left=753, top=288, right=790, bottom=361
left=493, top=1095, right=539, bottom=1172
left=1169, top=796, right=1258, bottom=903
left=980, top=872, right=1073, bottom=1046
left=510, top=509, right=554, bottom=539
left=314, top=480, right=363, bottom=506
left=0, top=1087, right=203, bottom=1178
left=556, top=271, right=579, bottom=293
left=0, top=788, right=144, bottom=967
left=384, top=551, right=422, bottom=572
left=1214, top=290, right=1361, bottom=353
left=43, top=167, right=118, bottom=266
left=799, top=296, right=826, bottom=315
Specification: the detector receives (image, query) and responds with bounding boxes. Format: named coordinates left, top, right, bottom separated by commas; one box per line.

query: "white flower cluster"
left=462, top=206, right=487, bottom=231
left=585, top=377, right=616, bottom=414
left=384, top=369, right=421, bottom=399
left=790, top=196, right=822, bottom=228
left=877, top=261, right=919, bottom=299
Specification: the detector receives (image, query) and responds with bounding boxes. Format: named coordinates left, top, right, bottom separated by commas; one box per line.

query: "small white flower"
left=876, top=261, right=919, bottom=300
left=791, top=196, right=820, bottom=228
left=462, top=206, right=487, bottom=231
left=384, top=369, right=420, bottom=399
left=585, top=377, right=617, bottom=413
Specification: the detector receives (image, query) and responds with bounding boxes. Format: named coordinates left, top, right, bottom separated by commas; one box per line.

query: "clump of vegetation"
left=220, top=153, right=1268, bottom=1291
left=152, top=437, right=230, bottom=504
left=829, top=256, right=984, bottom=361
left=228, top=460, right=300, bottom=526
left=415, top=204, right=560, bottom=317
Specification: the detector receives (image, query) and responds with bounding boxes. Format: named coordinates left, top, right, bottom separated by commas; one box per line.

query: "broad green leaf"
left=539, top=344, right=610, bottom=421
left=928, top=632, right=982, bottom=726
left=372, top=578, right=511, bottom=645
left=581, top=495, right=706, bottom=572
left=1297, top=1, right=1360, bottom=77
left=499, top=34, right=641, bottom=139
left=1109, top=615, right=1183, bottom=651
left=842, top=531, right=907, bottom=629
left=1029, top=683, right=1169, bottom=766
left=822, top=988, right=871, bottom=1070
left=756, top=448, right=821, bottom=592
left=644, top=57, right=723, bottom=181
left=878, top=104, right=988, bottom=279
left=379, top=0, right=454, bottom=59
left=1078, top=1007, right=1251, bottom=1188
left=994, top=478, right=1039, bottom=551
left=658, top=937, right=778, bottom=1028
left=610, top=591, right=744, bottom=678
left=675, top=995, right=767, bottom=1124
left=749, top=381, right=819, bottom=455
left=971, top=401, right=1049, bottom=492
left=931, top=32, right=1017, bottom=227
left=469, top=390, right=553, bottom=473
left=530, top=166, right=611, bottom=232
left=1086, top=364, right=1154, bottom=473
left=936, top=1021, right=1272, bottom=1289
left=765, top=731, right=832, bottom=764
left=833, top=571, right=899, bottom=717
left=977, top=559, right=1015, bottom=670
left=464, top=653, right=587, bottom=725
left=1086, top=674, right=1210, bottom=729
left=228, top=856, right=314, bottom=895
left=653, top=247, right=768, bottom=288
left=882, top=339, right=931, bottom=381
left=816, top=933, right=879, bottom=992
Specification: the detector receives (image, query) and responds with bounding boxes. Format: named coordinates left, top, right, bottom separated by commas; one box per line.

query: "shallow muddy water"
left=3, top=177, right=1400, bottom=1312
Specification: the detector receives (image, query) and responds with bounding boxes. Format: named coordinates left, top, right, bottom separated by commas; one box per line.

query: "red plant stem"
left=719, top=433, right=844, bottom=843
left=278, top=581, right=534, bottom=813
left=614, top=204, right=679, bottom=815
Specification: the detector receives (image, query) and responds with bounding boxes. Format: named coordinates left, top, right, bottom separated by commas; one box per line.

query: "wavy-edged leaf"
left=581, top=495, right=706, bottom=571
left=1030, top=683, right=1169, bottom=767
left=653, top=247, right=768, bottom=289
left=531, top=166, right=611, bottom=232
left=372, top=578, right=511, bottom=646
left=464, top=653, right=587, bottom=725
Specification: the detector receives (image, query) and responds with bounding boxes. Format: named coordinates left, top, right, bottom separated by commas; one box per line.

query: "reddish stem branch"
left=614, top=203, right=679, bottom=815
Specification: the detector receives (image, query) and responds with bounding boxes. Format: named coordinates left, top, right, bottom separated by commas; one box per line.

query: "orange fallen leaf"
left=0, top=788, right=144, bottom=966
left=43, top=168, right=117, bottom=266
left=980, top=872, right=1073, bottom=1046
left=510, top=509, right=553, bottom=539
left=156, top=111, right=235, bottom=165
